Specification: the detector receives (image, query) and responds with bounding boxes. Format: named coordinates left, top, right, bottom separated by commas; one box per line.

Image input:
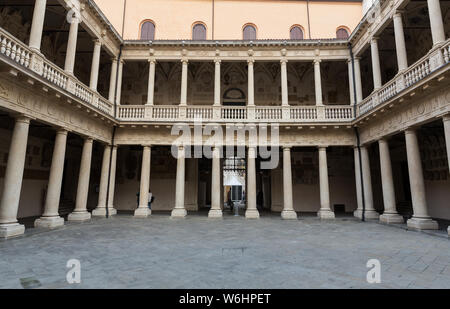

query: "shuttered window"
left=243, top=25, right=256, bottom=40
left=290, top=26, right=304, bottom=40
left=336, top=28, right=349, bottom=39
left=141, top=21, right=155, bottom=40
left=192, top=23, right=207, bottom=40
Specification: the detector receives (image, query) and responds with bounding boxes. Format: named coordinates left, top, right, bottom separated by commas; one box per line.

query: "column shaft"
left=92, top=145, right=113, bottom=216
left=360, top=146, right=379, bottom=219
left=0, top=117, right=30, bottom=237
left=89, top=40, right=102, bottom=91
left=393, top=12, right=408, bottom=72
left=281, top=147, right=297, bottom=219
left=378, top=139, right=403, bottom=224
left=209, top=147, right=223, bottom=218
left=348, top=60, right=355, bottom=105
left=180, top=60, right=188, bottom=106
left=172, top=146, right=187, bottom=217
left=64, top=18, right=79, bottom=74
left=281, top=60, right=289, bottom=106
left=405, top=129, right=438, bottom=229
left=314, top=60, right=323, bottom=106
left=214, top=60, right=221, bottom=106
left=427, top=0, right=445, bottom=45
left=353, top=147, right=363, bottom=217
left=116, top=61, right=124, bottom=104
left=108, top=58, right=118, bottom=102
left=245, top=147, right=259, bottom=218
left=68, top=138, right=93, bottom=221
left=135, top=146, right=151, bottom=217
left=247, top=60, right=255, bottom=106
left=35, top=129, right=67, bottom=228
left=318, top=147, right=334, bottom=219
left=107, top=146, right=118, bottom=210
left=444, top=116, right=450, bottom=169
left=29, top=0, right=47, bottom=51
left=370, top=38, right=382, bottom=90
left=354, top=58, right=363, bottom=103
left=147, top=60, right=156, bottom=105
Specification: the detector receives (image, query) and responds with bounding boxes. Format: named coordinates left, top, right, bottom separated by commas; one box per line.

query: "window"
left=290, top=26, right=304, bottom=40
left=192, top=23, right=207, bottom=40
left=140, top=21, right=155, bottom=40
left=243, top=24, right=257, bottom=40
left=336, top=27, right=350, bottom=39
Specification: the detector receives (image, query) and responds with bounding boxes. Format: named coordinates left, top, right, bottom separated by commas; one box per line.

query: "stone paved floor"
left=1, top=213, right=450, bottom=289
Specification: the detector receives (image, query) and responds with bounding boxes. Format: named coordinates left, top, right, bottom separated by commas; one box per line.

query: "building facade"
left=0, top=0, right=449, bottom=238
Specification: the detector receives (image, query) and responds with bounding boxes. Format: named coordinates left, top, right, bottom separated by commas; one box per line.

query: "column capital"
left=214, top=58, right=222, bottom=64
left=282, top=146, right=291, bottom=151
left=141, top=144, right=152, bottom=148
left=371, top=36, right=379, bottom=43
left=280, top=58, right=288, bottom=64
left=404, top=128, right=417, bottom=135
left=317, top=146, right=328, bottom=151
left=55, top=127, right=69, bottom=135
left=148, top=58, right=157, bottom=64
left=181, top=58, right=189, bottom=64
left=14, top=115, right=32, bottom=124
left=378, top=137, right=390, bottom=144
left=313, top=58, right=321, bottom=65
left=393, top=9, right=405, bottom=18
left=93, top=39, right=102, bottom=46
left=443, top=114, right=450, bottom=122
left=84, top=137, right=94, bottom=143
left=247, top=58, right=255, bottom=64
left=111, top=57, right=118, bottom=63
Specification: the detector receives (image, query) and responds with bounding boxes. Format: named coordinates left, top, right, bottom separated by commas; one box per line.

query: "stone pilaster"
left=34, top=129, right=67, bottom=228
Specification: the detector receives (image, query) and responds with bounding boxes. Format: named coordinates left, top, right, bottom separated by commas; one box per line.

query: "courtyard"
left=0, top=213, right=450, bottom=289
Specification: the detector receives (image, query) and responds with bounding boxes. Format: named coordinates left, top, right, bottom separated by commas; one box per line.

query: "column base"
left=281, top=210, right=297, bottom=220
left=134, top=208, right=151, bottom=218
left=407, top=217, right=439, bottom=231
left=171, top=208, right=187, bottom=218
left=34, top=216, right=64, bottom=229
left=379, top=213, right=404, bottom=224
left=208, top=209, right=223, bottom=218
left=92, top=207, right=117, bottom=217
left=317, top=209, right=335, bottom=219
left=0, top=223, right=25, bottom=239
left=353, top=209, right=379, bottom=220
left=68, top=211, right=92, bottom=222
left=245, top=209, right=260, bottom=219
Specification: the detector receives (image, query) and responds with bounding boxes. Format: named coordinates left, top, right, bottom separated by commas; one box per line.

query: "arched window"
left=336, top=27, right=350, bottom=39
left=243, top=24, right=257, bottom=40
left=140, top=21, right=155, bottom=40
left=192, top=23, right=207, bottom=40
left=290, top=26, right=304, bottom=40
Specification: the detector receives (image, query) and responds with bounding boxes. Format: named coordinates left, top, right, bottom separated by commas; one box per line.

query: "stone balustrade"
left=357, top=39, right=450, bottom=117
left=117, top=104, right=354, bottom=123
left=0, top=27, right=114, bottom=118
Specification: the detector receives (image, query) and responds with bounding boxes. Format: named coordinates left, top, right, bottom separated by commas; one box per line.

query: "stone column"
left=348, top=59, right=355, bottom=105
left=68, top=138, right=93, bottom=222
left=370, top=37, right=382, bottom=90
left=0, top=116, right=30, bottom=238
left=354, top=57, right=363, bottom=103
left=405, top=129, right=438, bottom=230
left=393, top=11, right=408, bottom=72
left=64, top=17, right=80, bottom=75
left=116, top=60, right=124, bottom=104
left=209, top=147, right=223, bottom=218
left=34, top=129, right=67, bottom=228
left=357, top=145, right=380, bottom=219
left=29, top=0, right=47, bottom=51
left=92, top=145, right=116, bottom=217
left=281, top=59, right=289, bottom=106
left=147, top=59, right=156, bottom=105
left=89, top=39, right=102, bottom=91
left=172, top=146, right=187, bottom=217
left=108, top=58, right=118, bottom=102
left=427, top=0, right=445, bottom=46
left=245, top=146, right=259, bottom=219
left=314, top=59, right=323, bottom=106
left=443, top=115, right=450, bottom=169
left=180, top=59, right=188, bottom=106
left=135, top=146, right=152, bottom=217
left=281, top=147, right=297, bottom=219
left=353, top=147, right=363, bottom=218
left=107, top=146, right=118, bottom=212
left=214, top=59, right=221, bottom=106
left=318, top=147, right=335, bottom=219
left=247, top=59, right=255, bottom=106
left=378, top=139, right=404, bottom=224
